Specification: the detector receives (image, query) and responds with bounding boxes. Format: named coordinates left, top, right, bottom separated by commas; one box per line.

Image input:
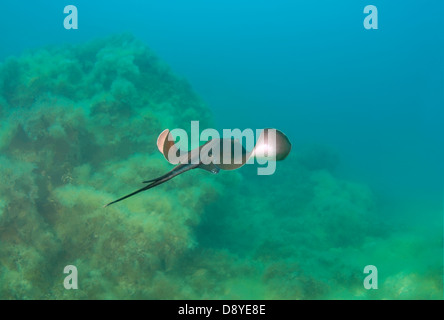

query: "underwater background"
left=0, top=1, right=443, bottom=299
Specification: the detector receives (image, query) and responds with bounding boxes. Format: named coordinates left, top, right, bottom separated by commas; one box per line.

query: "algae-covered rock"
left=0, top=34, right=440, bottom=299
left=0, top=34, right=217, bottom=299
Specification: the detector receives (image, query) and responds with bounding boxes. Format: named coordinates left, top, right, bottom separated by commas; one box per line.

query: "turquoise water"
left=0, top=1, right=443, bottom=299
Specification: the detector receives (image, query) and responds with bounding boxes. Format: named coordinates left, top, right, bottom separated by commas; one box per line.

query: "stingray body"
left=104, top=128, right=291, bottom=207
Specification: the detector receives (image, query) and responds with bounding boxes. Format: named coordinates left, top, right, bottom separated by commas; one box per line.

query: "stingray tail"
left=103, top=164, right=191, bottom=208
left=142, top=171, right=171, bottom=183
left=103, top=179, right=166, bottom=208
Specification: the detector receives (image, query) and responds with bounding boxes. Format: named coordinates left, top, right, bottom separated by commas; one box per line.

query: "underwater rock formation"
left=0, top=34, right=217, bottom=299
left=0, top=34, right=441, bottom=299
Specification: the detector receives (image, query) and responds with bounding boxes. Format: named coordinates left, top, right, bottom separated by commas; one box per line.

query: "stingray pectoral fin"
left=250, top=128, right=292, bottom=161
left=156, top=129, right=170, bottom=154
left=157, top=129, right=181, bottom=164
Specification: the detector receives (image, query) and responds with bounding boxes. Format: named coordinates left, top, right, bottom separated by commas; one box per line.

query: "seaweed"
left=0, top=34, right=440, bottom=299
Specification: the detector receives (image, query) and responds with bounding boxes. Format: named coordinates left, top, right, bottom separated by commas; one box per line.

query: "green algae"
left=0, top=34, right=441, bottom=299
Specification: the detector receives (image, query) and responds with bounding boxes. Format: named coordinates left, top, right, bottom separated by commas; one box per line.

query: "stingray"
left=104, top=128, right=291, bottom=207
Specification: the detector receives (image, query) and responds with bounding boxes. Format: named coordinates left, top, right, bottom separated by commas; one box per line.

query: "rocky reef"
left=0, top=34, right=441, bottom=299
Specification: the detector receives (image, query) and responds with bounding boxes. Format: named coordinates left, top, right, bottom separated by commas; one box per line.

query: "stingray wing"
left=156, top=128, right=291, bottom=168
left=156, top=129, right=184, bottom=164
